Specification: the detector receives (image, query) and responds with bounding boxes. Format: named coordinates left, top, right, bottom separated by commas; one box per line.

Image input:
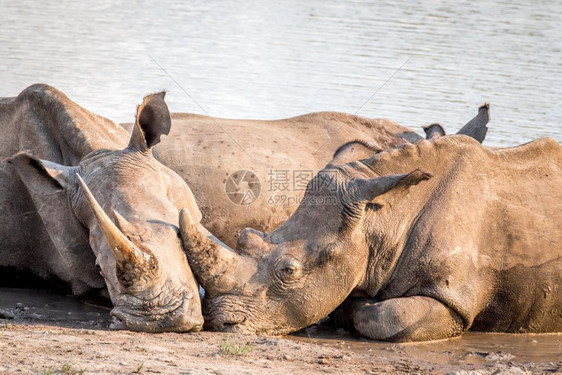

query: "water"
left=1, top=1, right=561, bottom=147
left=293, top=325, right=562, bottom=366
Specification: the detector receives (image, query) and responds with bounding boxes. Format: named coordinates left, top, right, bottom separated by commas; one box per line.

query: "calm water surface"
left=1, top=1, right=561, bottom=147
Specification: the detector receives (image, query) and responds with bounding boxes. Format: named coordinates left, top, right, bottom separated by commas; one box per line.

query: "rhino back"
left=155, top=112, right=417, bottom=247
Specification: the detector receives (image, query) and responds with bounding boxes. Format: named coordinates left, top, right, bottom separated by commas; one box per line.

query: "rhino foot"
left=335, top=296, right=465, bottom=343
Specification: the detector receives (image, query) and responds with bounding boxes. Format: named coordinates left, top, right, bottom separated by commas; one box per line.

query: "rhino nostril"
left=217, top=313, right=246, bottom=329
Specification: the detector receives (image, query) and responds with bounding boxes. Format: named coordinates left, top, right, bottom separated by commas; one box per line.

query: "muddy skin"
left=156, top=104, right=489, bottom=248
left=183, top=132, right=561, bottom=342
left=1, top=84, right=203, bottom=332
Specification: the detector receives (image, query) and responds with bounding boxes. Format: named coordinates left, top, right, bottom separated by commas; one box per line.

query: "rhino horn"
left=179, top=208, right=252, bottom=295
left=76, top=174, right=148, bottom=265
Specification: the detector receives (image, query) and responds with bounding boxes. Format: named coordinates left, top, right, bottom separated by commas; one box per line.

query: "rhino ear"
left=8, top=153, right=79, bottom=191
left=456, top=103, right=489, bottom=143
left=128, top=91, right=171, bottom=151
left=329, top=140, right=383, bottom=166
left=422, top=123, right=446, bottom=140
left=350, top=169, right=432, bottom=206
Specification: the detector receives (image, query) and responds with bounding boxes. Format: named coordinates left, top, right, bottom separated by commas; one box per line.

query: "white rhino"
left=151, top=104, right=488, bottom=247
left=180, top=131, right=561, bottom=342
left=1, top=84, right=203, bottom=332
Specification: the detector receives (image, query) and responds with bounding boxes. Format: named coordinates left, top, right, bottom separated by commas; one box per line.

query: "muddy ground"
left=0, top=288, right=560, bottom=374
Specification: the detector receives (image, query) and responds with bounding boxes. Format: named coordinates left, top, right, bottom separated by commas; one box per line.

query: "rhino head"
left=10, top=92, right=204, bottom=332
left=180, top=152, right=431, bottom=335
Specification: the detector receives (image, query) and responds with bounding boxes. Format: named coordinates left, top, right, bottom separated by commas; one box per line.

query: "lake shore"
left=1, top=288, right=560, bottom=374
left=3, top=320, right=560, bottom=375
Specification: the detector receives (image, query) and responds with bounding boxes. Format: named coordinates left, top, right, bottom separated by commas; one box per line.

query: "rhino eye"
left=96, top=264, right=103, bottom=276
left=276, top=258, right=302, bottom=282
left=282, top=267, right=295, bottom=275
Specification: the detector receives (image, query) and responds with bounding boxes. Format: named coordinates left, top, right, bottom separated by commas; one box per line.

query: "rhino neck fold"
left=350, top=142, right=454, bottom=297
left=357, top=228, right=408, bottom=298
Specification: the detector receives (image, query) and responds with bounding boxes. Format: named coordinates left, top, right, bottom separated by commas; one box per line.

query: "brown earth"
left=0, top=289, right=560, bottom=375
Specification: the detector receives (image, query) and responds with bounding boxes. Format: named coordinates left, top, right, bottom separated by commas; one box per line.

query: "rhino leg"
left=335, top=296, right=464, bottom=342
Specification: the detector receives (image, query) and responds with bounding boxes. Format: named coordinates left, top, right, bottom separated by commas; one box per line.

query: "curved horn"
left=179, top=208, right=250, bottom=295
left=76, top=174, right=147, bottom=264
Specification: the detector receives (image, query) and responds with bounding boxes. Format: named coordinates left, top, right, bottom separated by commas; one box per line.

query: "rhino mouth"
left=204, top=309, right=249, bottom=332
left=110, top=292, right=203, bottom=333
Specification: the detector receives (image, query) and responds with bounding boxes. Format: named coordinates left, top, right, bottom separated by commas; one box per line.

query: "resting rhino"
left=152, top=104, right=489, bottom=248
left=0, top=84, right=203, bottom=332
left=180, top=132, right=561, bottom=342
left=148, top=113, right=421, bottom=247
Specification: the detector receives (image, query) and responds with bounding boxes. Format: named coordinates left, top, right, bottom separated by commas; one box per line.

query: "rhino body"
left=153, top=105, right=488, bottom=247
left=181, top=134, right=562, bottom=342
left=152, top=112, right=420, bottom=247
left=1, top=84, right=204, bottom=332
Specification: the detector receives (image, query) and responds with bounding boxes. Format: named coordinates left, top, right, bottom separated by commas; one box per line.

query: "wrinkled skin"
left=182, top=133, right=562, bottom=342
left=0, top=83, right=489, bottom=334
left=1, top=84, right=203, bottom=332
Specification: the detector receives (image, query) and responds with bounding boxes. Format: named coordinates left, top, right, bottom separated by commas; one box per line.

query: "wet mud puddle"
left=0, top=288, right=110, bottom=324
left=291, top=324, right=562, bottom=367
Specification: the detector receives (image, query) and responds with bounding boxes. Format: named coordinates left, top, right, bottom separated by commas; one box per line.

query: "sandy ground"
left=0, top=289, right=561, bottom=375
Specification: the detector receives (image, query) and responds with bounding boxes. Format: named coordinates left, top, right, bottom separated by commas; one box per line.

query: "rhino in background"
left=1, top=84, right=203, bottom=332
left=147, top=112, right=421, bottom=248
left=151, top=105, right=488, bottom=248
left=125, top=91, right=487, bottom=248
left=180, top=132, right=561, bottom=342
